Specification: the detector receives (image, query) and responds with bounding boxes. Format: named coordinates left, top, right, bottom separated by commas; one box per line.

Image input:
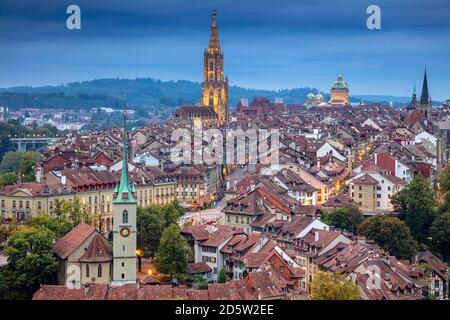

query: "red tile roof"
left=53, top=223, right=95, bottom=259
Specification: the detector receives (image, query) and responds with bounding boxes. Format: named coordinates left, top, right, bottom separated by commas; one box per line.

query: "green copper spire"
left=412, top=83, right=416, bottom=100
left=113, top=107, right=136, bottom=204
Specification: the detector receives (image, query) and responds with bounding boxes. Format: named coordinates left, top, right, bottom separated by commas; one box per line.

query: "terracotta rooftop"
left=53, top=223, right=95, bottom=259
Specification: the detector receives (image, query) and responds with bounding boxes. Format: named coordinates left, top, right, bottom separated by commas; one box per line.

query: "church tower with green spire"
left=111, top=110, right=137, bottom=286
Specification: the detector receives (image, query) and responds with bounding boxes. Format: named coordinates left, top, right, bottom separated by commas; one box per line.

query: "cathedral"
left=172, top=10, right=229, bottom=126
left=201, top=10, right=229, bottom=125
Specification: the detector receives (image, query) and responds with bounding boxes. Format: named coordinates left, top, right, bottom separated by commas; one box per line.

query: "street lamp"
left=136, top=249, right=143, bottom=272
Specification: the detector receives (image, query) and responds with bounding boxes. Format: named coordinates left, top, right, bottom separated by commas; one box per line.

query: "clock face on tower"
left=120, top=227, right=130, bottom=237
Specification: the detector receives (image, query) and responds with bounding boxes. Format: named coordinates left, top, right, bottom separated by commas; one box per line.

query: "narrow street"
left=180, top=164, right=256, bottom=225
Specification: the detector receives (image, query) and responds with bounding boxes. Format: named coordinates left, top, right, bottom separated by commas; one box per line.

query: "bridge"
left=10, top=137, right=59, bottom=152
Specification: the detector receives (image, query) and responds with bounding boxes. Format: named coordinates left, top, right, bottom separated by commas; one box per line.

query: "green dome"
left=331, top=75, right=348, bottom=91
left=306, top=92, right=315, bottom=99
left=315, top=92, right=323, bottom=100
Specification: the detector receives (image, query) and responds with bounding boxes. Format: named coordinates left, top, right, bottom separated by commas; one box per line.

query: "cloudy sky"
left=0, top=0, right=449, bottom=99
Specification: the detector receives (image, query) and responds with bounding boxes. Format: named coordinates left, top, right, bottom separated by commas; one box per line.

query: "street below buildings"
left=180, top=164, right=256, bottom=225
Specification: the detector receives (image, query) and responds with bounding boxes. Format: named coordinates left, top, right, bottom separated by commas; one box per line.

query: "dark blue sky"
left=0, top=0, right=449, bottom=99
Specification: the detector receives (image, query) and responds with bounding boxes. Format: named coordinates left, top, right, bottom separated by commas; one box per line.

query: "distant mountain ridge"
left=0, top=77, right=412, bottom=110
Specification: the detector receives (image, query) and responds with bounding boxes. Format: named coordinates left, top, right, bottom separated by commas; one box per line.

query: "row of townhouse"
left=0, top=165, right=177, bottom=233
left=181, top=223, right=305, bottom=297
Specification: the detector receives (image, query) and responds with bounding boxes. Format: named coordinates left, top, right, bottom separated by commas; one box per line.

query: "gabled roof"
left=53, top=223, right=95, bottom=259
left=79, top=233, right=112, bottom=263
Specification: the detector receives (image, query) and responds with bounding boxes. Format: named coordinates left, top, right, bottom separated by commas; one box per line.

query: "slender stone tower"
left=111, top=111, right=137, bottom=286
left=201, top=9, right=229, bottom=125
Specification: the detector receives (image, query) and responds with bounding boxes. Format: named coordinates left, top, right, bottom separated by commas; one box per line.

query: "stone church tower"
left=201, top=10, right=229, bottom=125
left=111, top=112, right=137, bottom=286
left=416, top=69, right=432, bottom=120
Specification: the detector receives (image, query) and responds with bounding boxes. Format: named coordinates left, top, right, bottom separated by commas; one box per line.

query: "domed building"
left=304, top=91, right=325, bottom=107
left=329, top=75, right=349, bottom=106
left=304, top=92, right=316, bottom=106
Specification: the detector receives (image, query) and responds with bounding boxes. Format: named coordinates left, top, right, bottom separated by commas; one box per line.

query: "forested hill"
left=0, top=77, right=411, bottom=110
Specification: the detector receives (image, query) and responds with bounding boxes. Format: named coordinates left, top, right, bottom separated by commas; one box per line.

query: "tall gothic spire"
left=420, top=68, right=429, bottom=104
left=208, top=9, right=220, bottom=53
left=113, top=100, right=136, bottom=203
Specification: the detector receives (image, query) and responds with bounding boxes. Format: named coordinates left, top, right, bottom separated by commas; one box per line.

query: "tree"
left=0, top=151, right=24, bottom=174
left=438, top=191, right=450, bottom=215
left=310, top=271, right=360, bottom=300
left=4, top=226, right=58, bottom=299
left=358, top=215, right=418, bottom=260
left=0, top=122, right=13, bottom=162
left=154, top=224, right=189, bottom=282
left=137, top=207, right=165, bottom=258
left=161, top=204, right=181, bottom=227
left=217, top=268, right=227, bottom=283
left=0, top=172, right=16, bottom=186
left=391, top=174, right=436, bottom=243
left=430, top=213, right=450, bottom=262
left=439, top=164, right=450, bottom=194
left=321, top=205, right=363, bottom=234
left=26, top=212, right=74, bottom=239
left=0, top=225, right=10, bottom=245
left=19, top=151, right=40, bottom=181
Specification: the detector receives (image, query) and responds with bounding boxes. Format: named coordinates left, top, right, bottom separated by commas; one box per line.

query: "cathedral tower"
left=111, top=111, right=137, bottom=286
left=201, top=10, right=229, bottom=125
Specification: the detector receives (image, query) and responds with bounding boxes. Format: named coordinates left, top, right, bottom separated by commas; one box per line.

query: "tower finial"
left=208, top=9, right=220, bottom=52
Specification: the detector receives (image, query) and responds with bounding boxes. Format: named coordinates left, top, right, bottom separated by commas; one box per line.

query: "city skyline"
left=0, top=0, right=449, bottom=100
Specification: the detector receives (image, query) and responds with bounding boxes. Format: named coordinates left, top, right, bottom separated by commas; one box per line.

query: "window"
left=86, top=265, right=90, bottom=278
left=279, top=266, right=285, bottom=273
left=121, top=273, right=125, bottom=279
left=98, top=265, right=102, bottom=278
left=121, top=262, right=125, bottom=267
left=122, top=210, right=128, bottom=224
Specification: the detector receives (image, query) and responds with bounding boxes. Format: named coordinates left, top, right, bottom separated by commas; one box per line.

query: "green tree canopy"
left=358, top=214, right=418, bottom=260
left=154, top=224, right=189, bottom=281
left=430, top=213, right=450, bottom=262
left=4, top=226, right=58, bottom=299
left=310, top=271, right=360, bottom=300
left=0, top=151, right=24, bottom=174
left=0, top=172, right=16, bottom=186
left=137, top=206, right=165, bottom=258
left=217, top=268, right=227, bottom=284
left=19, top=151, right=41, bottom=181
left=26, top=212, right=74, bottom=239
left=321, top=205, right=363, bottom=234
left=439, top=164, right=450, bottom=194
left=391, top=174, right=436, bottom=243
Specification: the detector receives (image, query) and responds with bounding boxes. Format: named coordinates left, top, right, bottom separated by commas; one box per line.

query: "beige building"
left=329, top=75, right=349, bottom=106
left=0, top=166, right=177, bottom=232
left=280, top=163, right=330, bottom=204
